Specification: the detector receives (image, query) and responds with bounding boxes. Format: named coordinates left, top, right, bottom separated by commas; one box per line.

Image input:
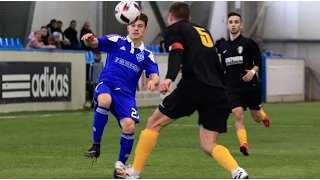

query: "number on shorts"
left=131, top=108, right=139, bottom=119
left=193, top=26, right=214, bottom=48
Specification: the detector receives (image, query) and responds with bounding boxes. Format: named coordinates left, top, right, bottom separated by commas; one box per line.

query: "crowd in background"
left=25, top=19, right=105, bottom=108
left=26, top=19, right=94, bottom=51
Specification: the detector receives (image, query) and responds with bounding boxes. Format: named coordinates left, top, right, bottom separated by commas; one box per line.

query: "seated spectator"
left=26, top=31, right=56, bottom=50
left=64, top=20, right=79, bottom=50
left=40, top=26, right=49, bottom=45
left=52, top=30, right=71, bottom=49
left=49, top=32, right=62, bottom=49
left=46, top=19, right=58, bottom=36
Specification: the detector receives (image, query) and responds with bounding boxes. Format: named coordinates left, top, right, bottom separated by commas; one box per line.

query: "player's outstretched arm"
left=81, top=33, right=98, bottom=49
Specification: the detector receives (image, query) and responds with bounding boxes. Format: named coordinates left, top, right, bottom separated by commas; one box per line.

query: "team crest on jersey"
left=237, top=46, right=243, bottom=54
left=136, top=52, right=144, bottom=62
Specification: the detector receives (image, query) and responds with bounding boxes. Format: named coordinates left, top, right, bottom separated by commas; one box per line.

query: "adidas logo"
left=120, top=46, right=126, bottom=51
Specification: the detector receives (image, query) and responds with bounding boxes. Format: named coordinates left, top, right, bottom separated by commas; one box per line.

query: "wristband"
left=250, top=69, right=256, bottom=75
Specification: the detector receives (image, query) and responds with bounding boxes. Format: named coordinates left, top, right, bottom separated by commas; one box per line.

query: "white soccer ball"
left=115, top=1, right=141, bottom=25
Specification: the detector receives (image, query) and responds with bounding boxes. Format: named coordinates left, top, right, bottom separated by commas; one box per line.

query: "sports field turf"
left=0, top=102, right=319, bottom=179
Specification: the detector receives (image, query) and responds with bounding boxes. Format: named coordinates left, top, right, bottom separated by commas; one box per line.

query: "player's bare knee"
left=97, top=93, right=112, bottom=108
left=252, top=114, right=261, bottom=122
left=199, top=128, right=218, bottom=156
left=120, top=118, right=135, bottom=134
left=146, top=109, right=172, bottom=132
left=251, top=111, right=262, bottom=123
left=200, top=140, right=217, bottom=156
left=233, top=110, right=244, bottom=122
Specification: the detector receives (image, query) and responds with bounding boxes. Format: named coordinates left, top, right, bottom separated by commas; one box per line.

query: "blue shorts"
left=93, top=82, right=139, bottom=124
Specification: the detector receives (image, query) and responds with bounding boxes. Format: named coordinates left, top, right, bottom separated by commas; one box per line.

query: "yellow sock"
left=260, top=108, right=267, bottom=120
left=132, top=129, right=159, bottom=172
left=212, top=145, right=239, bottom=172
left=236, top=129, right=247, bottom=145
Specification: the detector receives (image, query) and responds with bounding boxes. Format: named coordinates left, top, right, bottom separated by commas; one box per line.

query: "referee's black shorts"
left=158, top=82, right=230, bottom=133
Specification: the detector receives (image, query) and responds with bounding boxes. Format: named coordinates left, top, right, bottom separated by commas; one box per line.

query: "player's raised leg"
left=84, top=83, right=112, bottom=160
left=232, top=107, right=249, bottom=156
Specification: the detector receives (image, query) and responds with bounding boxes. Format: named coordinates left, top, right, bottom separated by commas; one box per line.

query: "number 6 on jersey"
left=194, top=26, right=214, bottom=48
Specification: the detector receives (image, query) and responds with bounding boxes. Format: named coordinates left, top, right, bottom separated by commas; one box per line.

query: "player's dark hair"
left=40, top=26, right=47, bottom=30
left=138, top=13, right=148, bottom=27
left=228, top=12, right=242, bottom=21
left=169, top=2, right=190, bottom=20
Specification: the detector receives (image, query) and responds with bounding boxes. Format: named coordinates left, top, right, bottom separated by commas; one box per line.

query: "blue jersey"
left=97, top=35, right=159, bottom=96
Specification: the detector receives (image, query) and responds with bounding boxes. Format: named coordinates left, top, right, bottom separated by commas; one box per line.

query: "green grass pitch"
left=0, top=102, right=319, bottom=179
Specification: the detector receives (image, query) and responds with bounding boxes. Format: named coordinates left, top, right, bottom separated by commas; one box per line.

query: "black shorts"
left=227, top=87, right=262, bottom=111
left=158, top=83, right=230, bottom=133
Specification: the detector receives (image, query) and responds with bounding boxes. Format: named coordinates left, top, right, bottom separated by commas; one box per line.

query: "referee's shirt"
left=220, top=34, right=262, bottom=91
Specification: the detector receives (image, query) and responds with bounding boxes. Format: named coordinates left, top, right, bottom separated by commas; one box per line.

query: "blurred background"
left=0, top=1, right=319, bottom=111
left=0, top=2, right=320, bottom=179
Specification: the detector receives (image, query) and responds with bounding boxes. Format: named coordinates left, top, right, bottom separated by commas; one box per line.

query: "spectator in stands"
left=80, top=21, right=94, bottom=51
left=26, top=31, right=56, bottom=50
left=55, top=20, right=65, bottom=39
left=46, top=19, right=58, bottom=36
left=64, top=20, right=79, bottom=50
left=40, top=26, right=49, bottom=45
left=86, top=50, right=103, bottom=108
left=50, top=31, right=71, bottom=50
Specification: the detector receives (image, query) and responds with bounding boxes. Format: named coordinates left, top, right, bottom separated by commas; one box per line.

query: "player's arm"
left=249, top=39, right=262, bottom=74
left=81, top=33, right=119, bottom=53
left=163, top=28, right=184, bottom=82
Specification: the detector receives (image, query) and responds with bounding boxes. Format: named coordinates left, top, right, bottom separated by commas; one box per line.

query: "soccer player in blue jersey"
left=81, top=13, right=160, bottom=179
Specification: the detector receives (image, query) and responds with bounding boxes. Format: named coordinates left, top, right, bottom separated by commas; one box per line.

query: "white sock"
left=128, top=168, right=140, bottom=177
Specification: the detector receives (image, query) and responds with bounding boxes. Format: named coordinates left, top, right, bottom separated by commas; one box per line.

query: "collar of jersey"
left=229, top=34, right=243, bottom=43
left=126, top=35, right=145, bottom=53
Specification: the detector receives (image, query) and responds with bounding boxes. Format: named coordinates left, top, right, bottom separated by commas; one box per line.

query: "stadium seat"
left=10, top=38, right=17, bottom=49
left=0, top=37, right=4, bottom=48
left=4, top=38, right=11, bottom=48
left=15, top=38, right=23, bottom=48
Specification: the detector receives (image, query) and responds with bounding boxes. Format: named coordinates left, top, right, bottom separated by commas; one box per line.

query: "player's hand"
left=147, top=80, right=156, bottom=91
left=242, top=69, right=254, bottom=82
left=159, top=79, right=172, bottom=95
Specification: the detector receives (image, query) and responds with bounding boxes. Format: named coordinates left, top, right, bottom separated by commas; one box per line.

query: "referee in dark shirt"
left=220, top=12, right=271, bottom=156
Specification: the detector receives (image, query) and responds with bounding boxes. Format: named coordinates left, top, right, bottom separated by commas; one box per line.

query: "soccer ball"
left=115, top=1, right=141, bottom=25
